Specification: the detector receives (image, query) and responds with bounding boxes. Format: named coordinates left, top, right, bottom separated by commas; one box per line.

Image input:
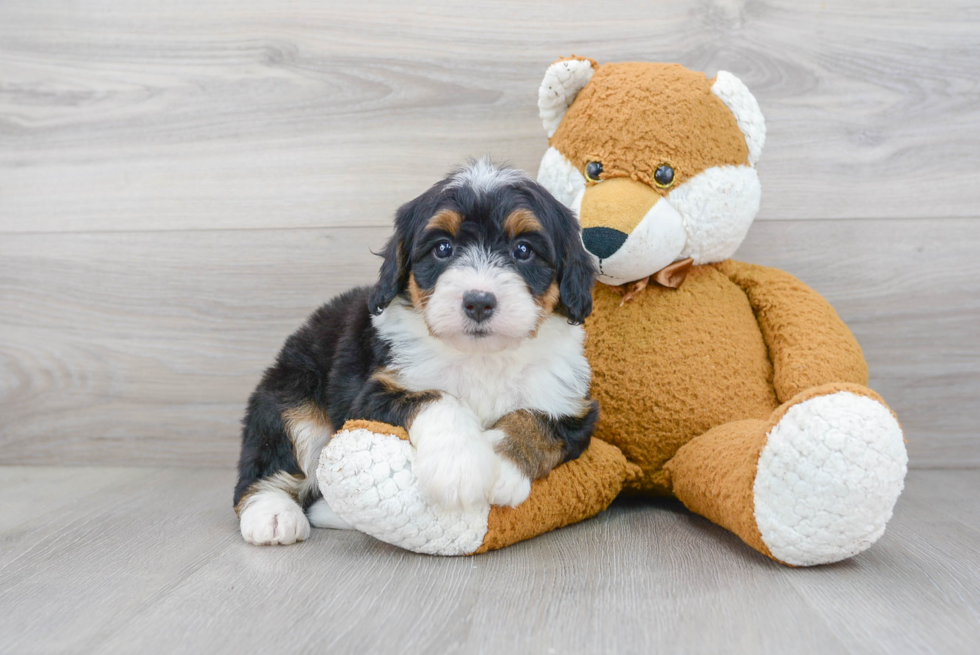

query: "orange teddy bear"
left=317, top=59, right=908, bottom=566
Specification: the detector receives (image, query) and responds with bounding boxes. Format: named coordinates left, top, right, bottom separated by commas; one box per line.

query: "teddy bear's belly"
left=585, top=266, right=779, bottom=496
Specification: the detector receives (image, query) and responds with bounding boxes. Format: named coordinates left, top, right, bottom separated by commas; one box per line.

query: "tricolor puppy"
left=234, top=159, right=599, bottom=545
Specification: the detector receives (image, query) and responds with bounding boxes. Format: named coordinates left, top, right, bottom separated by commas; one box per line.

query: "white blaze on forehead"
left=423, top=248, right=540, bottom=350
left=446, top=157, right=528, bottom=194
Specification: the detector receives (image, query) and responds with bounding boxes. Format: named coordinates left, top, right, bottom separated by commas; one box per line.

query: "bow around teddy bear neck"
left=610, top=257, right=694, bottom=305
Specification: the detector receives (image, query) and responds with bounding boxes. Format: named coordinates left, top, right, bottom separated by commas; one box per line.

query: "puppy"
left=234, top=159, right=599, bottom=545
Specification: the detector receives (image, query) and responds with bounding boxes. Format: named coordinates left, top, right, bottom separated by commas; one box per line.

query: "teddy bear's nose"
left=582, top=227, right=628, bottom=259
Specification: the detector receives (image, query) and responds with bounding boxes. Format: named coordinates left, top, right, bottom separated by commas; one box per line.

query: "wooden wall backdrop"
left=1, top=0, right=978, bottom=468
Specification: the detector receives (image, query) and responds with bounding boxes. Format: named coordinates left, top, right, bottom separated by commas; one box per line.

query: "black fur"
left=235, top=165, right=597, bottom=512
left=543, top=399, right=600, bottom=462
left=369, top=172, right=596, bottom=324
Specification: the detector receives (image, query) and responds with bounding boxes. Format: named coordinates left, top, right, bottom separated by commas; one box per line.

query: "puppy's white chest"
left=376, top=307, right=591, bottom=426
left=423, top=356, right=550, bottom=425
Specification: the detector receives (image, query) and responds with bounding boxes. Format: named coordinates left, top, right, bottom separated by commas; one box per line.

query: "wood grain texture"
left=0, top=0, right=977, bottom=467
left=0, top=218, right=976, bottom=468
left=1, top=0, right=979, bottom=233
left=0, top=467, right=977, bottom=654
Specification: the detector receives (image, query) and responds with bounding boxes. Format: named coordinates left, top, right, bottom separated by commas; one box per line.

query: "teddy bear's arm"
left=715, top=260, right=868, bottom=403
left=318, top=421, right=638, bottom=555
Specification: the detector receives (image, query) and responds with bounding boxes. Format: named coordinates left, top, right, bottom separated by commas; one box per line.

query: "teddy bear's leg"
left=317, top=420, right=637, bottom=555
left=664, top=383, right=908, bottom=566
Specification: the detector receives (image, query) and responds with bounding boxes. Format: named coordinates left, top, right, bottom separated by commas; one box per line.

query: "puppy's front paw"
left=411, top=396, right=496, bottom=510
left=415, top=438, right=496, bottom=510
left=239, top=492, right=311, bottom=546
left=491, top=457, right=532, bottom=508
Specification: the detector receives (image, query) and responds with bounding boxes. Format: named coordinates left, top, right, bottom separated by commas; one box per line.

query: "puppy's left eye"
left=433, top=240, right=454, bottom=259
left=513, top=242, right=534, bottom=261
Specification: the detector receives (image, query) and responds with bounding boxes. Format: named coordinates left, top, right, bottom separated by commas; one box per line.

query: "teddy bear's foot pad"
left=317, top=427, right=489, bottom=556
left=754, top=391, right=908, bottom=566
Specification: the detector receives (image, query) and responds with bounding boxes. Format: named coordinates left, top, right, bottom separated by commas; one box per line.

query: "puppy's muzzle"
left=462, top=290, right=496, bottom=323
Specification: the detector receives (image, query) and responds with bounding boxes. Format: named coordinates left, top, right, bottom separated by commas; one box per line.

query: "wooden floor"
left=2, top=1, right=979, bottom=653
left=2, top=0, right=979, bottom=469
left=0, top=467, right=977, bottom=654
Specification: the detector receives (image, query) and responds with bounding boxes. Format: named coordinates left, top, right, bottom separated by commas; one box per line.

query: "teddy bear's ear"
left=538, top=57, right=598, bottom=138
left=711, top=71, right=766, bottom=165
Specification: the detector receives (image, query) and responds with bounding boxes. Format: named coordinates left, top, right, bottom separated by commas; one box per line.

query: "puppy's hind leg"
left=237, top=474, right=311, bottom=546
left=235, top=393, right=317, bottom=546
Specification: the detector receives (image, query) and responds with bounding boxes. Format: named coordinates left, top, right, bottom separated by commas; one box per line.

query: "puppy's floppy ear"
left=368, top=181, right=447, bottom=315
left=558, top=233, right=597, bottom=324
left=528, top=182, right=597, bottom=324
left=368, top=234, right=408, bottom=315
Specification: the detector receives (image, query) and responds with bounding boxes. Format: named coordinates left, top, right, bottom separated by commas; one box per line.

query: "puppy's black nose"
left=462, top=291, right=496, bottom=323
left=582, top=227, right=628, bottom=259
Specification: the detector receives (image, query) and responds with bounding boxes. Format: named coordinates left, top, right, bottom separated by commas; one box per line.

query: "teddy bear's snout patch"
left=582, top=227, right=627, bottom=259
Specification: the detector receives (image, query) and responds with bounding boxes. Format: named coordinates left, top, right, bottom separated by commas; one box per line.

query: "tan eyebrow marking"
left=504, top=209, right=543, bottom=238
left=425, top=209, right=463, bottom=236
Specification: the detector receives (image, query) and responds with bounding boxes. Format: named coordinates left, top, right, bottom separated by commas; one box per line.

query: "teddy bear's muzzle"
left=574, top=177, right=688, bottom=285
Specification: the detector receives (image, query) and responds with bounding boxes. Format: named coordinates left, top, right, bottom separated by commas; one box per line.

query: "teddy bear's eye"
left=585, top=161, right=603, bottom=183
left=654, top=164, right=675, bottom=188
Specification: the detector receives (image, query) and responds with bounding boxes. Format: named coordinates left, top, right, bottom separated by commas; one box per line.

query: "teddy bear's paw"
left=754, top=391, right=908, bottom=566
left=239, top=492, right=311, bottom=546
left=316, top=427, right=490, bottom=556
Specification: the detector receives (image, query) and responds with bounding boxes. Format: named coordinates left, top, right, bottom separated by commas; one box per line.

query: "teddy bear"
left=316, top=59, right=908, bottom=566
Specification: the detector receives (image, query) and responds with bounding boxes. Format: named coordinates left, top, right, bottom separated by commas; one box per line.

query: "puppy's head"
left=369, top=158, right=596, bottom=352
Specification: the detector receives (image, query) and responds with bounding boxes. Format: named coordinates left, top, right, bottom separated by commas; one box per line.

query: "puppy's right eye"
left=433, top=240, right=454, bottom=259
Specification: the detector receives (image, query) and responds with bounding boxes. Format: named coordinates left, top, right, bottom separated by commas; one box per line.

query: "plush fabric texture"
left=537, top=146, right=586, bottom=208
left=537, top=56, right=598, bottom=138
left=754, top=388, right=907, bottom=565
left=318, top=425, right=490, bottom=556
left=475, top=439, right=639, bottom=553
left=313, top=60, right=906, bottom=565
left=318, top=423, right=635, bottom=556
left=343, top=419, right=410, bottom=441
left=585, top=264, right=780, bottom=495
left=664, top=418, right=774, bottom=558
left=549, top=62, right=749, bottom=192
left=671, top=165, right=761, bottom=264
left=710, top=71, right=766, bottom=165
left=578, top=177, right=660, bottom=233
left=715, top=260, right=869, bottom=401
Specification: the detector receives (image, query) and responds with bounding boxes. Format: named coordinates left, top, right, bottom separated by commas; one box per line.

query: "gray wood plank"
left=1, top=218, right=977, bottom=467
left=0, top=467, right=977, bottom=654
left=737, top=218, right=980, bottom=467
left=1, top=0, right=978, bottom=233
left=782, top=470, right=980, bottom=655
left=0, top=468, right=241, bottom=653
left=0, top=466, right=144, bottom=535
